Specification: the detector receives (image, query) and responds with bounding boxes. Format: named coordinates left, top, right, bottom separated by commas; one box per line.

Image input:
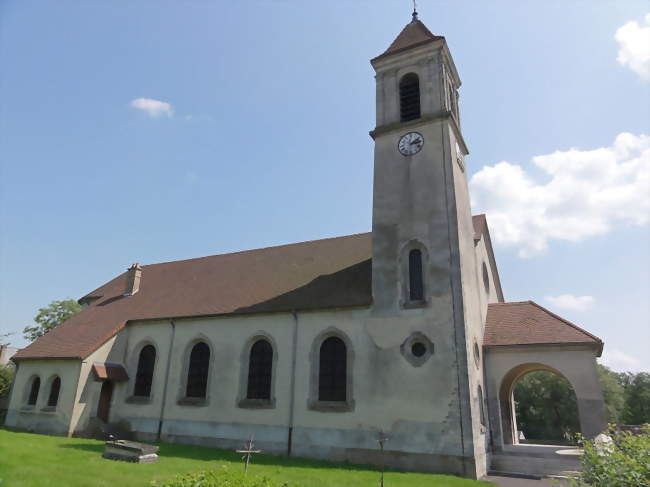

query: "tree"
left=620, top=372, right=650, bottom=424
left=23, top=299, right=82, bottom=342
left=514, top=370, right=580, bottom=443
left=0, top=365, right=15, bottom=397
left=597, top=364, right=625, bottom=423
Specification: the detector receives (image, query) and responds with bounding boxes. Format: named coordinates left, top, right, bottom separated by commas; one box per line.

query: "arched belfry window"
left=134, top=345, right=156, bottom=397
left=27, top=377, right=40, bottom=406
left=186, top=342, right=210, bottom=398
left=47, top=377, right=61, bottom=407
left=318, top=337, right=347, bottom=402
left=409, top=248, right=424, bottom=301
left=399, top=73, right=421, bottom=122
left=247, top=339, right=273, bottom=400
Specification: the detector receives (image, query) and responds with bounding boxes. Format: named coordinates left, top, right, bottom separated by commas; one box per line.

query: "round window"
left=482, top=262, right=490, bottom=293
left=411, top=342, right=427, bottom=358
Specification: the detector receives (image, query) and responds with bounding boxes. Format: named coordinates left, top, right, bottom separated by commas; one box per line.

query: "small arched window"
left=318, top=337, right=347, bottom=402
left=47, top=377, right=61, bottom=407
left=482, top=262, right=490, bottom=293
left=27, top=377, right=40, bottom=406
left=186, top=342, right=210, bottom=398
left=409, top=249, right=424, bottom=301
left=134, top=345, right=156, bottom=397
left=247, top=339, right=273, bottom=400
left=478, top=385, right=486, bottom=426
left=399, top=73, right=421, bottom=122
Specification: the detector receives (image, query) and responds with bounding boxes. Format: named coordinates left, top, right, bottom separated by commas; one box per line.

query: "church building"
left=6, top=13, right=607, bottom=479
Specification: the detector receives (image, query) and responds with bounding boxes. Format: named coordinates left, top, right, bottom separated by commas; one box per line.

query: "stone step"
left=491, top=453, right=580, bottom=477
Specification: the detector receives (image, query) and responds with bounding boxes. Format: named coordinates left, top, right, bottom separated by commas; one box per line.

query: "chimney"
left=124, top=263, right=142, bottom=296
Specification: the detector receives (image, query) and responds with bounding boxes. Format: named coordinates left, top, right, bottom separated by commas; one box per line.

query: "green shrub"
left=0, top=364, right=15, bottom=397
left=151, top=466, right=291, bottom=487
left=570, top=424, right=650, bottom=487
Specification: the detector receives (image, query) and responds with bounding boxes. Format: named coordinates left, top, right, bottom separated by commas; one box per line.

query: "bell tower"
left=368, top=13, right=484, bottom=478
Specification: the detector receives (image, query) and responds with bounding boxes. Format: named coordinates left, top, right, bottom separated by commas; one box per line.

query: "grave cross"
left=377, top=431, right=389, bottom=487
left=236, top=435, right=262, bottom=474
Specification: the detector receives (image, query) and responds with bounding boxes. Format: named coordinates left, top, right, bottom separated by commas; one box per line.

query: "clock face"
left=398, top=132, right=424, bottom=156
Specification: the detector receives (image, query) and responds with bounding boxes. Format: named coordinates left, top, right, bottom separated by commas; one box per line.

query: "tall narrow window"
left=47, top=377, right=61, bottom=407
left=409, top=249, right=424, bottom=301
left=478, top=385, right=486, bottom=426
left=247, top=339, right=273, bottom=400
left=27, top=377, right=40, bottom=406
left=186, top=342, right=210, bottom=398
left=399, top=73, right=421, bottom=122
left=134, top=345, right=156, bottom=397
left=318, top=337, right=347, bottom=402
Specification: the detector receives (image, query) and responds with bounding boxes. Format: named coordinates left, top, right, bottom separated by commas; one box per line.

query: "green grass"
left=0, top=429, right=492, bottom=487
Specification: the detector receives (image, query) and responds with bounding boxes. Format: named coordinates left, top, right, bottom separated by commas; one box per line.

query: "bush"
left=0, top=364, right=15, bottom=397
left=151, top=466, right=291, bottom=487
left=570, top=424, right=650, bottom=487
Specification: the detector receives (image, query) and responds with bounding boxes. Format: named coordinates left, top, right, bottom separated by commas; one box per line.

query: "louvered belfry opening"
left=318, top=337, right=347, bottom=402
left=28, top=377, right=40, bottom=405
left=247, top=339, right=273, bottom=400
left=399, top=73, right=421, bottom=122
left=186, top=342, right=210, bottom=398
left=409, top=248, right=424, bottom=301
left=134, top=345, right=156, bottom=397
left=47, top=377, right=61, bottom=407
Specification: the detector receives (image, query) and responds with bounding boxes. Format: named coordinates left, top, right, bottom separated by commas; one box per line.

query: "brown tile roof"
left=15, top=216, right=594, bottom=361
left=372, top=20, right=444, bottom=62
left=14, top=233, right=373, bottom=360
left=484, top=301, right=603, bottom=354
left=92, top=363, right=129, bottom=382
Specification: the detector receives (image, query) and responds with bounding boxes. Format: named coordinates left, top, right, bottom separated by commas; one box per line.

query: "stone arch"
left=498, top=363, right=579, bottom=445
left=494, top=360, right=606, bottom=447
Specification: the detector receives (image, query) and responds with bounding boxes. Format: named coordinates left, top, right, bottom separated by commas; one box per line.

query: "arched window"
left=409, top=249, right=424, bottom=301
left=134, top=345, right=156, bottom=397
left=47, top=377, right=61, bottom=407
left=399, top=73, right=421, bottom=122
left=27, top=377, right=40, bottom=406
left=318, top=337, right=347, bottom=402
left=247, top=339, right=273, bottom=400
left=478, top=385, right=486, bottom=426
left=186, top=342, right=210, bottom=398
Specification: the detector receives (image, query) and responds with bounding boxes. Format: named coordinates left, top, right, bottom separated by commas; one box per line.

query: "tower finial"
left=411, top=0, right=418, bottom=22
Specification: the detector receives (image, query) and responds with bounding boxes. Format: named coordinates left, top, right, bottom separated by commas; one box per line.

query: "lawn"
left=0, top=429, right=492, bottom=487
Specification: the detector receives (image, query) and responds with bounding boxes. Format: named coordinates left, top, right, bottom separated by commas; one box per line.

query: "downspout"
left=157, top=319, right=176, bottom=441
left=287, top=310, right=299, bottom=456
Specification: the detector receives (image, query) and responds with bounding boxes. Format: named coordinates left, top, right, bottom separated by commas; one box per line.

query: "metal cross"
left=378, top=431, right=389, bottom=487
left=411, top=0, right=419, bottom=22
left=236, top=435, right=262, bottom=474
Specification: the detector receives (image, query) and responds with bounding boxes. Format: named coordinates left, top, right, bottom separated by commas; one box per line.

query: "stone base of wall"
left=141, top=426, right=479, bottom=479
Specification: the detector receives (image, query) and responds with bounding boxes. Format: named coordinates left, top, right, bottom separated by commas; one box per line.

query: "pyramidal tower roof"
left=373, top=15, right=444, bottom=61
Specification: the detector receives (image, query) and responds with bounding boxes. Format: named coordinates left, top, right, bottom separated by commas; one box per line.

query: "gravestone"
left=102, top=439, right=159, bottom=463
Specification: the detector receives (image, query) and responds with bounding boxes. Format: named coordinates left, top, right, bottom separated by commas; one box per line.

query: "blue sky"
left=1, top=1, right=648, bottom=372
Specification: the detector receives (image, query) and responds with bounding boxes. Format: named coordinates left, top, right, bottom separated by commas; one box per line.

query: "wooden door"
left=97, top=380, right=113, bottom=423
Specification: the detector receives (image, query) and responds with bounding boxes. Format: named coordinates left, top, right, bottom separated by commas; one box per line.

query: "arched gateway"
left=484, top=302, right=606, bottom=451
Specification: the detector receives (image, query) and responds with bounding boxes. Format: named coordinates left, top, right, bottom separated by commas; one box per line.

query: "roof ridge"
left=527, top=300, right=603, bottom=343
left=141, top=232, right=372, bottom=268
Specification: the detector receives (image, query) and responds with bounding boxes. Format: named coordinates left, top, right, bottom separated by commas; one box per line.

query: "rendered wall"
left=5, top=359, right=80, bottom=435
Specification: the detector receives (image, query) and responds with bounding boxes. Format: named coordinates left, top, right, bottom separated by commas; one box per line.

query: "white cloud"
left=616, top=13, right=650, bottom=80
left=545, top=294, right=595, bottom=311
left=600, top=349, right=647, bottom=373
left=470, top=133, right=650, bottom=257
left=130, top=98, right=174, bottom=118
